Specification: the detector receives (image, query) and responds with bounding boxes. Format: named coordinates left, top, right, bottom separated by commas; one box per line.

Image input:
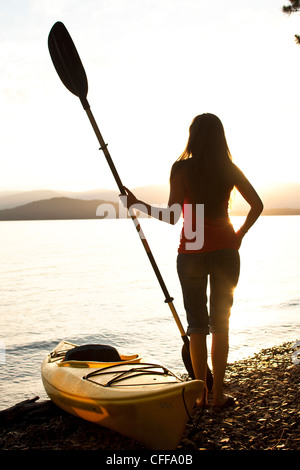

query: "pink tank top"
left=178, top=203, right=239, bottom=253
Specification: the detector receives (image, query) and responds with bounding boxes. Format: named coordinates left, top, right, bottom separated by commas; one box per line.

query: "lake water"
left=0, top=216, right=299, bottom=410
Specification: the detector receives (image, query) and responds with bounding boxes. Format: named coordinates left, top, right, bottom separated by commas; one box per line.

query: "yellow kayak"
left=41, top=341, right=203, bottom=450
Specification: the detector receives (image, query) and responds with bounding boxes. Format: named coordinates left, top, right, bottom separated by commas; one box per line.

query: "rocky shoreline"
left=0, top=341, right=299, bottom=452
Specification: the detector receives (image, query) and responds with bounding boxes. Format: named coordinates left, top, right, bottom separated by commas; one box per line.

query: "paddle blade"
left=48, top=21, right=89, bottom=110
left=206, top=365, right=213, bottom=391
left=182, top=338, right=213, bottom=391
left=182, top=342, right=195, bottom=379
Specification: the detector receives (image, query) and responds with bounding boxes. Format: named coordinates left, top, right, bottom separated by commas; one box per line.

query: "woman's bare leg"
left=211, top=331, right=230, bottom=406
left=189, top=333, right=208, bottom=406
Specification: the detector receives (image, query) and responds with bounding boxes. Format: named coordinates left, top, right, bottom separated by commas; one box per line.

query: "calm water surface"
left=0, top=216, right=299, bottom=409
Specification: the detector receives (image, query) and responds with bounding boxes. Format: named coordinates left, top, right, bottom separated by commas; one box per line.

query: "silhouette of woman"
left=121, top=113, right=263, bottom=409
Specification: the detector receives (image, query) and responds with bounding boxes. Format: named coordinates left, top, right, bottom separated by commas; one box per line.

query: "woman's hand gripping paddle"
left=48, top=21, right=213, bottom=389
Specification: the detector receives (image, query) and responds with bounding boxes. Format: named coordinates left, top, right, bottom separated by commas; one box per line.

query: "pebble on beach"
left=0, top=341, right=299, bottom=451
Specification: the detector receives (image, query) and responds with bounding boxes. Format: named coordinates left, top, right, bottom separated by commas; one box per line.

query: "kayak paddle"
left=48, top=21, right=213, bottom=389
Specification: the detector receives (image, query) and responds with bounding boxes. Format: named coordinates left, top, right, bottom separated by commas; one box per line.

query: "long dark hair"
left=178, top=113, right=232, bottom=164
left=171, top=114, right=234, bottom=206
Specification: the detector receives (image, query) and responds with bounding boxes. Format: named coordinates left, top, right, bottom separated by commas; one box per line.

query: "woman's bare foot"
left=212, top=394, right=235, bottom=409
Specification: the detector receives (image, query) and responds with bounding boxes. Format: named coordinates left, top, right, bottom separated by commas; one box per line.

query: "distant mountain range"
left=0, top=197, right=122, bottom=221
left=0, top=188, right=120, bottom=210
left=0, top=183, right=299, bottom=220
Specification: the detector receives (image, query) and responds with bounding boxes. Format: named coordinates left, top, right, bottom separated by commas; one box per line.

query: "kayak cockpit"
left=48, top=340, right=142, bottom=368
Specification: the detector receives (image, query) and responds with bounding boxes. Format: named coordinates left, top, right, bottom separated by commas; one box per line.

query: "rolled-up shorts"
left=177, top=249, right=240, bottom=335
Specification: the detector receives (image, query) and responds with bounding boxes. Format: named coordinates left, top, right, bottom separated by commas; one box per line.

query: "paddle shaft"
left=48, top=21, right=204, bottom=382
left=86, top=107, right=187, bottom=338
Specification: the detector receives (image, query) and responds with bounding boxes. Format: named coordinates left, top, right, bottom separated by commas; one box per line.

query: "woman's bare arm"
left=120, top=168, right=185, bottom=225
left=234, top=166, right=264, bottom=241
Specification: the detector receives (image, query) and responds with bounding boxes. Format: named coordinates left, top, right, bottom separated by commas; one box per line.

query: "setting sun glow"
left=0, top=0, right=299, bottom=198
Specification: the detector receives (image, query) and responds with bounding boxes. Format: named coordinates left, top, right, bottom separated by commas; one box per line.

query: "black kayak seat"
left=64, top=344, right=122, bottom=362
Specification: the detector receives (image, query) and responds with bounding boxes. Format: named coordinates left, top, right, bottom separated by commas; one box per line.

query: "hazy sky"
left=0, top=0, right=299, bottom=193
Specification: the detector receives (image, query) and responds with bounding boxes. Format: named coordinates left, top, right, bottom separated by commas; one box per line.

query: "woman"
left=121, top=113, right=263, bottom=409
